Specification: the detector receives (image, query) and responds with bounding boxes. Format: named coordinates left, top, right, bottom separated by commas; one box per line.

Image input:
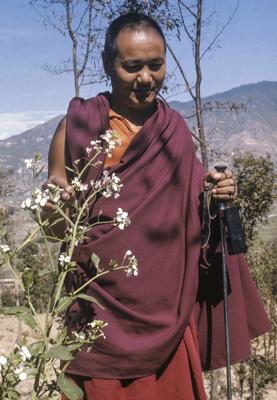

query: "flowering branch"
left=0, top=130, right=137, bottom=399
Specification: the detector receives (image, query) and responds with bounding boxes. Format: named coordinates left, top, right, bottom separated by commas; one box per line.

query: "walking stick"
left=215, top=164, right=232, bottom=400
left=214, top=165, right=247, bottom=400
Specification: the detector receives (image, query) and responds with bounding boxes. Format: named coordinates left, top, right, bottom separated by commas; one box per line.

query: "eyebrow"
left=122, top=57, right=165, bottom=64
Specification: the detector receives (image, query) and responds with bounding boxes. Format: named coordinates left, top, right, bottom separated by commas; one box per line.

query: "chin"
left=130, top=93, right=157, bottom=107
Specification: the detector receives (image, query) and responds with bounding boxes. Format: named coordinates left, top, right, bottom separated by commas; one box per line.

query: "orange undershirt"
left=104, top=109, right=140, bottom=168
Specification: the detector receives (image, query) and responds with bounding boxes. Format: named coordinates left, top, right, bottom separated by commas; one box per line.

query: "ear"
left=102, top=51, right=110, bottom=77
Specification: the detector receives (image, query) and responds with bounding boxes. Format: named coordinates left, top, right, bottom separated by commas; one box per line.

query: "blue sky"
left=0, top=0, right=276, bottom=139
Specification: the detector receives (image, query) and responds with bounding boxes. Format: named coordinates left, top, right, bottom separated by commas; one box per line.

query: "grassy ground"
left=258, top=201, right=277, bottom=242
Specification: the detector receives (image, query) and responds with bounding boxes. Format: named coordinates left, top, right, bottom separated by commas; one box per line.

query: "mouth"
left=133, top=88, right=155, bottom=97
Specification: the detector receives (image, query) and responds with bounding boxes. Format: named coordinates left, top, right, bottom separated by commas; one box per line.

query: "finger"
left=40, top=201, right=56, bottom=214
left=216, top=178, right=235, bottom=188
left=61, top=186, right=75, bottom=202
left=212, top=194, right=235, bottom=201
left=42, top=180, right=50, bottom=191
left=42, top=176, right=75, bottom=202
left=212, top=186, right=236, bottom=195
left=47, top=175, right=69, bottom=188
left=221, top=169, right=233, bottom=179
left=205, top=171, right=222, bottom=183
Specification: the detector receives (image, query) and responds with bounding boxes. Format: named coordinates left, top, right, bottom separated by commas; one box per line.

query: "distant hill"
left=171, top=81, right=277, bottom=160
left=0, top=115, right=63, bottom=204
left=0, top=115, right=63, bottom=172
left=0, top=81, right=276, bottom=204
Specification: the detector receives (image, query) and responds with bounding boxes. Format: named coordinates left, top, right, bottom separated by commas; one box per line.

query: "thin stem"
left=76, top=149, right=102, bottom=182
left=37, top=212, right=56, bottom=272
left=27, top=288, right=44, bottom=333
left=72, top=265, right=127, bottom=297
left=6, top=259, right=25, bottom=292
left=11, top=226, right=41, bottom=258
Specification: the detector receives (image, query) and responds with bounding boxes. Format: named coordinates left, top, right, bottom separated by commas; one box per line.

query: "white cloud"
left=0, top=111, right=65, bottom=140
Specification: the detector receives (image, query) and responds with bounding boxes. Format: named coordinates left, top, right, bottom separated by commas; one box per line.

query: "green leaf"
left=56, top=326, right=68, bottom=344
left=1, top=305, right=26, bottom=315
left=57, top=373, right=84, bottom=400
left=76, top=293, right=104, bottom=310
left=29, top=341, right=44, bottom=357
left=24, top=367, right=38, bottom=376
left=6, top=388, right=20, bottom=400
left=22, top=267, right=34, bottom=289
left=19, top=312, right=38, bottom=330
left=91, top=252, right=100, bottom=269
left=109, top=259, right=118, bottom=269
left=34, top=153, right=41, bottom=161
left=46, top=345, right=73, bottom=361
left=37, top=269, right=51, bottom=277
left=66, top=342, right=83, bottom=352
left=1, top=306, right=38, bottom=330
left=56, top=296, right=74, bottom=313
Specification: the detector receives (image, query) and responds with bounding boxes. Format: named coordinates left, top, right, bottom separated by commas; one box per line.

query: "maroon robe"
left=63, top=93, right=270, bottom=379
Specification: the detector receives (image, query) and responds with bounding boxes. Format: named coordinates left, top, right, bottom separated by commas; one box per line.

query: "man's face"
left=106, top=27, right=166, bottom=111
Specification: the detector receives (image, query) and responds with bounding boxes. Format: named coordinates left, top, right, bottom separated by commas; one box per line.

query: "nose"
left=137, top=66, right=152, bottom=85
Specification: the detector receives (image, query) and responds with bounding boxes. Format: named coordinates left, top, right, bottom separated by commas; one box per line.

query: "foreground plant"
left=0, top=132, right=138, bottom=399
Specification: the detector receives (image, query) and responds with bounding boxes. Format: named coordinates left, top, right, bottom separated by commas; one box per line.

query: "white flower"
left=33, top=189, right=47, bottom=207
left=39, top=197, right=48, bottom=207
left=74, top=331, right=85, bottom=341
left=21, top=187, right=53, bottom=211
left=19, top=346, right=31, bottom=362
left=0, top=355, right=7, bottom=365
left=14, top=365, right=24, bottom=374
left=86, top=147, right=92, bottom=155
left=114, top=208, right=130, bottom=230
left=94, top=171, right=123, bottom=199
left=90, top=139, right=102, bottom=152
left=100, top=130, right=121, bottom=158
left=59, top=254, right=71, bottom=267
left=87, top=320, right=107, bottom=331
left=125, top=250, right=132, bottom=257
left=71, top=177, right=88, bottom=192
left=19, top=371, right=27, bottom=381
left=110, top=173, right=123, bottom=199
left=14, top=365, right=27, bottom=381
left=24, top=158, right=33, bottom=169
left=0, top=244, right=10, bottom=253
left=21, top=198, right=32, bottom=209
left=126, top=255, right=138, bottom=277
left=45, top=184, right=61, bottom=203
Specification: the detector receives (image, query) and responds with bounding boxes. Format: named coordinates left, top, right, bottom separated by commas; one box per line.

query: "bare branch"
left=78, top=0, right=94, bottom=79
left=178, top=0, right=197, bottom=18
left=200, top=0, right=239, bottom=60
left=177, top=0, right=195, bottom=44
left=166, top=41, right=196, bottom=101
left=74, top=2, right=90, bottom=34
left=65, top=0, right=77, bottom=45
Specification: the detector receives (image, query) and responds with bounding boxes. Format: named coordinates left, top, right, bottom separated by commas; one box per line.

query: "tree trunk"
left=194, top=0, right=208, bottom=169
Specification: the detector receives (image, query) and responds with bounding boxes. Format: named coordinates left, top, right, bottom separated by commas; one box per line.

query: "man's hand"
left=41, top=175, right=76, bottom=216
left=204, top=169, right=237, bottom=202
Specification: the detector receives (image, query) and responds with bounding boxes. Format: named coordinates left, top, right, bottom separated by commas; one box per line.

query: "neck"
left=110, top=93, right=157, bottom=126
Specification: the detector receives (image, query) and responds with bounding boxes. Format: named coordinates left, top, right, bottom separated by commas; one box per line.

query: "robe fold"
left=63, top=93, right=270, bottom=379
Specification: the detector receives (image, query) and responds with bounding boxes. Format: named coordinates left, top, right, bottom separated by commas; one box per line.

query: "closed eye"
left=123, top=65, right=142, bottom=73
left=122, top=62, right=164, bottom=73
left=148, top=63, right=164, bottom=71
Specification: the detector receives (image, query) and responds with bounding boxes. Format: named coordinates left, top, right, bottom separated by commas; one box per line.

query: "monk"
left=41, top=13, right=270, bottom=400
